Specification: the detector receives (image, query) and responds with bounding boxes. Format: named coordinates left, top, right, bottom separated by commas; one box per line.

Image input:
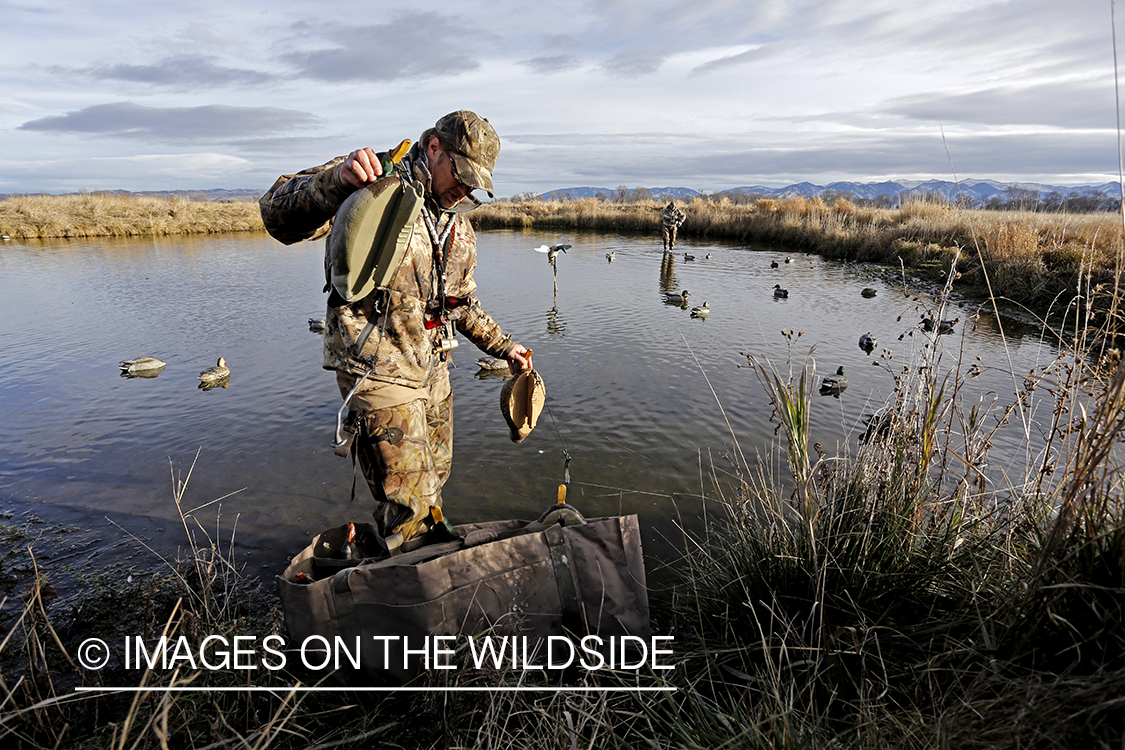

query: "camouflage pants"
left=662, top=225, right=678, bottom=249
left=345, top=387, right=454, bottom=542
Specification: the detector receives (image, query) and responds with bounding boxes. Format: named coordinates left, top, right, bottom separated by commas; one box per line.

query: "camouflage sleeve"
left=448, top=218, right=515, bottom=358
left=258, top=156, right=355, bottom=245
left=455, top=295, right=515, bottom=359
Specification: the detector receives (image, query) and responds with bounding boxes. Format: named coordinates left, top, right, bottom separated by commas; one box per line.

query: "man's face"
left=427, top=137, right=473, bottom=209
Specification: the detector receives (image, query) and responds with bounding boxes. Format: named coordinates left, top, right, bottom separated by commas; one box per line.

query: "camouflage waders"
left=339, top=373, right=453, bottom=543
left=662, top=224, right=678, bottom=250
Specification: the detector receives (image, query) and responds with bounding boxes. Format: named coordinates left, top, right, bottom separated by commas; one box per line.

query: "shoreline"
left=4, top=192, right=1119, bottom=323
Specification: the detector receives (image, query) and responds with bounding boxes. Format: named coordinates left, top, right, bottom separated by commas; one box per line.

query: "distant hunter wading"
left=662, top=201, right=686, bottom=250
left=260, top=111, right=532, bottom=549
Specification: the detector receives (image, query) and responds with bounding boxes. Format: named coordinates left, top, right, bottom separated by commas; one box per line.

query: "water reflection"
left=0, top=229, right=1060, bottom=582
left=659, top=250, right=677, bottom=294
left=545, top=306, right=567, bottom=336
left=198, top=377, right=230, bottom=391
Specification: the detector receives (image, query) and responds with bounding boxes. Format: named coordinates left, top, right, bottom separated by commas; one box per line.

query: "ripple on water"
left=0, top=231, right=1059, bottom=574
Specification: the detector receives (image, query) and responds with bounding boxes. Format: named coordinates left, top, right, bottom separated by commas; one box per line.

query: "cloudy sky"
left=1, top=0, right=1122, bottom=197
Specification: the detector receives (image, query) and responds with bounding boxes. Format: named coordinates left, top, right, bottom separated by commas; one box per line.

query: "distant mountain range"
left=3, top=179, right=1119, bottom=205
left=540, top=179, right=1122, bottom=203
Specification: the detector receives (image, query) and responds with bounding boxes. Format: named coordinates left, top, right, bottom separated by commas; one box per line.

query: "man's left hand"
left=507, top=345, right=533, bottom=373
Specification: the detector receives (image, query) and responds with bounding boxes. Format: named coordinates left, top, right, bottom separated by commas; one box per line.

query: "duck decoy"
left=770, top=260, right=779, bottom=268
left=308, top=317, right=326, bottom=333
left=784, top=257, right=792, bottom=264
left=860, top=410, right=893, bottom=443
left=773, top=284, right=789, bottom=298
left=705, top=253, right=712, bottom=259
left=664, top=289, right=692, bottom=305
left=534, top=243, right=570, bottom=267
left=476, top=357, right=510, bottom=372
left=683, top=253, right=695, bottom=261
left=922, top=316, right=960, bottom=334
left=859, top=332, right=877, bottom=352
left=819, top=366, right=848, bottom=396
left=861, top=287, right=877, bottom=298
left=690, top=301, right=710, bottom=318
left=198, top=357, right=230, bottom=383
left=119, top=356, right=166, bottom=374
left=605, top=251, right=615, bottom=262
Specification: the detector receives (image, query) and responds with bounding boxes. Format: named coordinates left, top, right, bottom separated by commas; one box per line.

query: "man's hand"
left=506, top=344, right=533, bottom=373
left=339, top=148, right=384, bottom=189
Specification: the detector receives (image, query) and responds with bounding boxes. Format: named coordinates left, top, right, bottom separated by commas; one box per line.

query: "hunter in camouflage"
left=260, top=110, right=532, bottom=546
left=661, top=201, right=687, bottom=250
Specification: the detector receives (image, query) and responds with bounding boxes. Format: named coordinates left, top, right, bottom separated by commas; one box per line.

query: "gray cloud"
left=520, top=54, right=583, bottom=74
left=690, top=45, right=770, bottom=76
left=883, top=81, right=1117, bottom=129
left=79, top=55, right=274, bottom=88
left=18, top=102, right=321, bottom=143
left=495, top=129, right=1118, bottom=194
left=601, top=49, right=667, bottom=76
left=280, top=13, right=484, bottom=82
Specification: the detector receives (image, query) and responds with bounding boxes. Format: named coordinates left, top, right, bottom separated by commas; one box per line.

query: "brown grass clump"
left=0, top=193, right=264, bottom=239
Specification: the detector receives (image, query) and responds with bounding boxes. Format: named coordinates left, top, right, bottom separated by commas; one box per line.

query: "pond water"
left=0, top=228, right=1057, bottom=586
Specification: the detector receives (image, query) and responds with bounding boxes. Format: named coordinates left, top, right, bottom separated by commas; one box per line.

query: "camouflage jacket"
left=662, top=204, right=686, bottom=228
left=259, top=145, right=515, bottom=387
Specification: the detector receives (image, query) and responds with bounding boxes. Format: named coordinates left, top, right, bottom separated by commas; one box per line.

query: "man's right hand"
left=339, top=148, right=384, bottom=189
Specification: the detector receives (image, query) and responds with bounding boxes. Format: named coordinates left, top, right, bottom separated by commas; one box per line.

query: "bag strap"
left=331, top=567, right=361, bottom=646
left=544, top=524, right=583, bottom=634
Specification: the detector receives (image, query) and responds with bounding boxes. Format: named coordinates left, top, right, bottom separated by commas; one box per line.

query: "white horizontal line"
left=75, top=686, right=675, bottom=693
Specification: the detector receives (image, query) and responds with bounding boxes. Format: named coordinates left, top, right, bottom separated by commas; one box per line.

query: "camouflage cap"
left=433, top=110, right=499, bottom=198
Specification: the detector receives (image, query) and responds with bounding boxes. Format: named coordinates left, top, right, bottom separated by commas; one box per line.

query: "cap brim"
left=450, top=151, right=494, bottom=197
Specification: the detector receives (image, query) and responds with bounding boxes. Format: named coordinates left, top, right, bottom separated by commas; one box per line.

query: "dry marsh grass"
left=0, top=193, right=263, bottom=238
left=476, top=196, right=1124, bottom=312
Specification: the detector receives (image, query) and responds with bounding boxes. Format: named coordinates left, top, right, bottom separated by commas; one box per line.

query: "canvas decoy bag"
left=277, top=507, right=650, bottom=683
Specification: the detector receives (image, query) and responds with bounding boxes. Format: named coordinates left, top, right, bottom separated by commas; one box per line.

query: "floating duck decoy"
left=664, top=289, right=692, bottom=305
left=476, top=357, right=510, bottom=372
left=308, top=317, right=326, bottom=333
left=683, top=253, right=695, bottom=261
left=922, top=316, right=960, bottom=334
left=198, top=357, right=230, bottom=384
left=860, top=410, right=893, bottom=443
left=859, top=332, right=877, bottom=352
left=690, top=301, right=710, bottom=318
left=784, top=257, right=792, bottom=264
left=773, top=284, right=789, bottom=298
left=605, top=251, right=615, bottom=262
left=861, top=287, right=877, bottom=298
left=120, top=356, right=166, bottom=373
left=119, top=356, right=166, bottom=375
left=819, top=366, right=848, bottom=396
left=770, top=260, right=779, bottom=268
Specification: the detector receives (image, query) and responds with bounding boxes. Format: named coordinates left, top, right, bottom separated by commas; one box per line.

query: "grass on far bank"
left=5, top=190, right=1123, bottom=319
left=476, top=195, right=1125, bottom=315
left=0, top=192, right=264, bottom=239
